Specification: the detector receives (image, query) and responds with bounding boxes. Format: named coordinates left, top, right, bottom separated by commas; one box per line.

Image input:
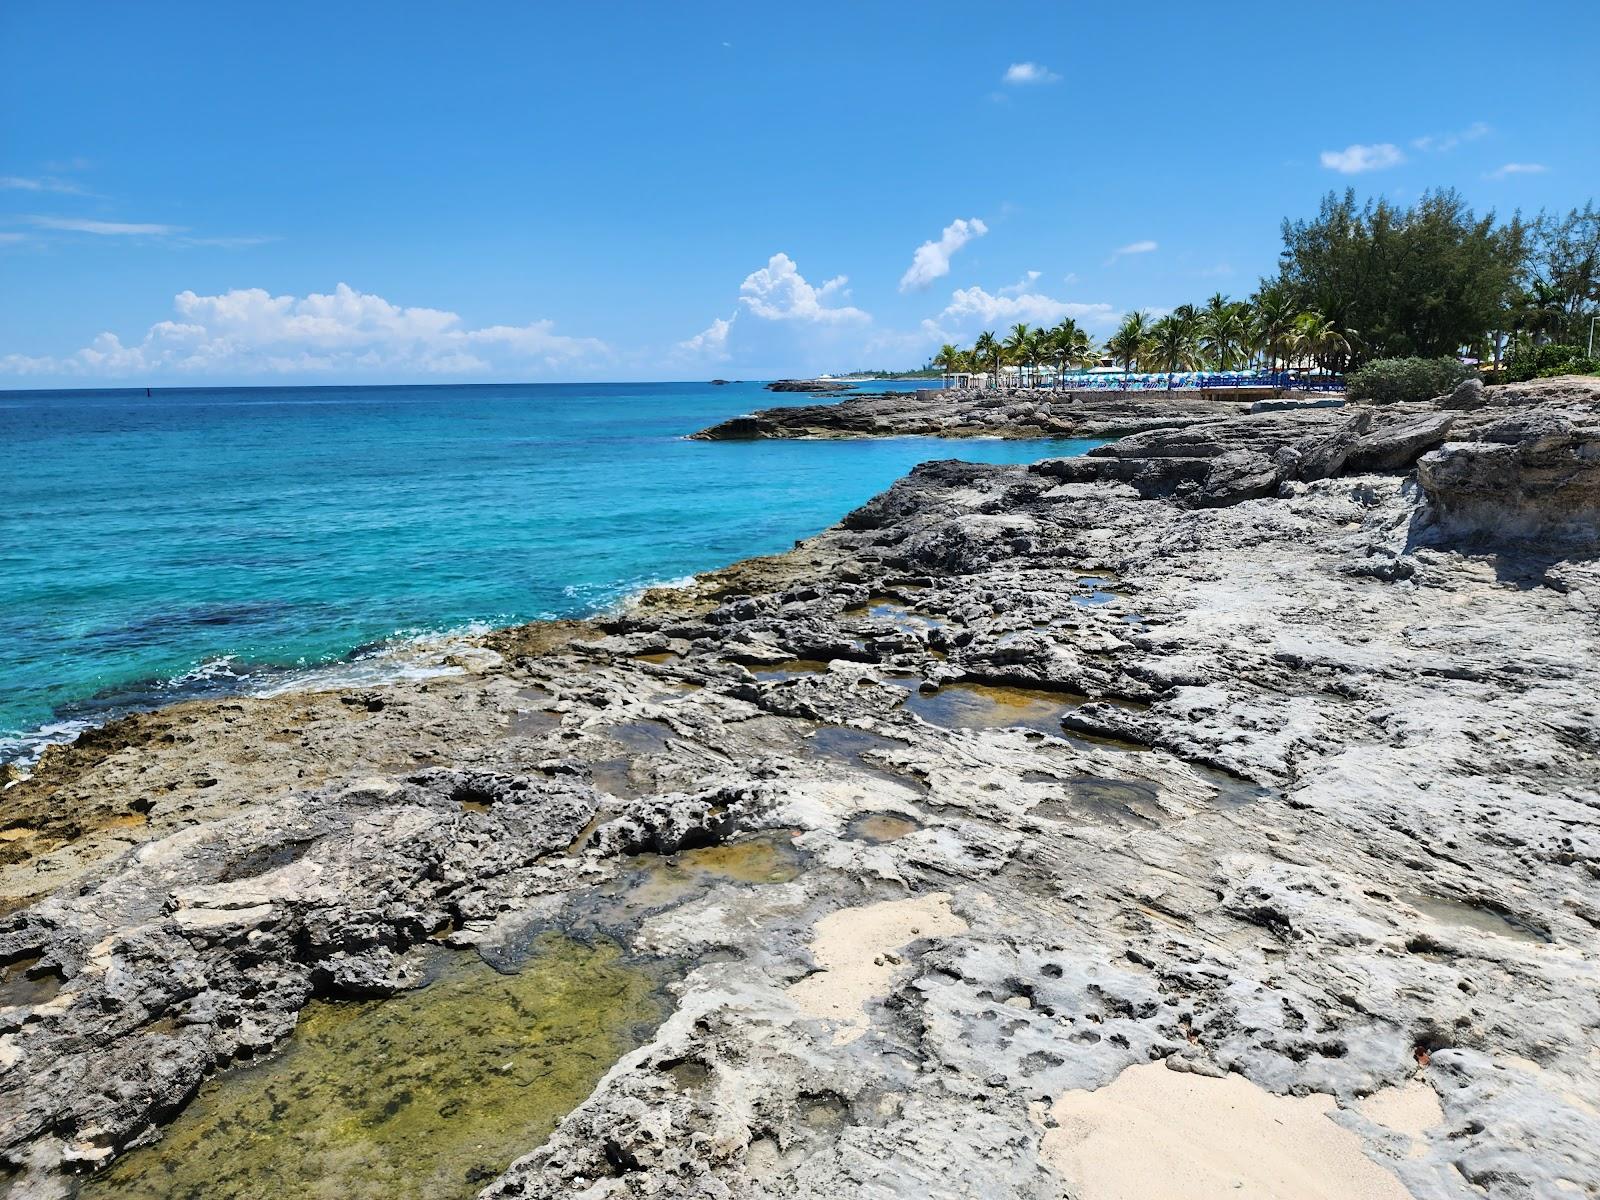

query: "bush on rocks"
left=1498, top=342, right=1600, bottom=383
left=1346, top=357, right=1475, bottom=405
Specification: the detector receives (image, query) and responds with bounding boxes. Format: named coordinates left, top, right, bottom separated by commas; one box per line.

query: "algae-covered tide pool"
left=82, top=934, right=669, bottom=1200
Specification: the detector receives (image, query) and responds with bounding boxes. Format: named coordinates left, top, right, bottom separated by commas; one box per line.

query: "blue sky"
left=2, top=0, right=1595, bottom=384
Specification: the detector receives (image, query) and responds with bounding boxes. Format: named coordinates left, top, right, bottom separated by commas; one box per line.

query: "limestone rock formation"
left=2, top=376, right=1596, bottom=1199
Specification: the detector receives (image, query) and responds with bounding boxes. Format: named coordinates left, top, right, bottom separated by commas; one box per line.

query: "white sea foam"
left=0, top=718, right=101, bottom=784
left=611, top=573, right=700, bottom=614
left=254, top=625, right=496, bottom=697
left=0, top=623, right=504, bottom=777
left=168, top=656, right=248, bottom=686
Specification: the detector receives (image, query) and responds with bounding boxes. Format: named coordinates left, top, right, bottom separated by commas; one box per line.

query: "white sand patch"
left=787, top=893, right=966, bottom=1044
left=1360, top=1079, right=1444, bottom=1152
left=1039, top=1062, right=1419, bottom=1200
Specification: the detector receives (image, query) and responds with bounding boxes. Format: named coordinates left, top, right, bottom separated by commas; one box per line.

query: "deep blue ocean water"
left=0, top=381, right=1101, bottom=763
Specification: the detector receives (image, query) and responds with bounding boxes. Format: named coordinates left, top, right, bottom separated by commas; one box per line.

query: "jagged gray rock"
left=2, top=376, right=1596, bottom=1200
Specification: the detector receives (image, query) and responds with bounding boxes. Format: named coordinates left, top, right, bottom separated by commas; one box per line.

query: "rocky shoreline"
left=2, top=376, right=1598, bottom=1198
left=690, top=385, right=1337, bottom=442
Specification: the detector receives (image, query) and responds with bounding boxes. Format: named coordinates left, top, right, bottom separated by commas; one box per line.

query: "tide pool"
left=0, top=381, right=1100, bottom=762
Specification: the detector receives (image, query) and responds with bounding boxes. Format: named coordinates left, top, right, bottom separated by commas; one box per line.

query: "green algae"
left=83, top=935, right=667, bottom=1200
left=582, top=833, right=804, bottom=929
left=897, top=680, right=1085, bottom=735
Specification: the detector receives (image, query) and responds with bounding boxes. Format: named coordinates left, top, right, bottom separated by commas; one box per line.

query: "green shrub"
left=1345, top=357, right=1475, bottom=404
left=1499, top=342, right=1600, bottom=383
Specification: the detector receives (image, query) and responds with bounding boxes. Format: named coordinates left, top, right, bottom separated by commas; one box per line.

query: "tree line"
left=933, top=189, right=1599, bottom=385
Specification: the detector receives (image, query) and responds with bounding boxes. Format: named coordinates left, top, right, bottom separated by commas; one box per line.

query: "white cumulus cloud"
left=0, top=283, right=606, bottom=380
left=899, top=217, right=988, bottom=292
left=675, top=313, right=736, bottom=361
left=1003, top=62, right=1059, bottom=85
left=932, top=285, right=1117, bottom=331
left=1319, top=143, right=1405, bottom=173
left=738, top=253, right=868, bottom=323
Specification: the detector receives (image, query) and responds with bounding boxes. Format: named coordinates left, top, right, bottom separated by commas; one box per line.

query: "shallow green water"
left=83, top=935, right=667, bottom=1200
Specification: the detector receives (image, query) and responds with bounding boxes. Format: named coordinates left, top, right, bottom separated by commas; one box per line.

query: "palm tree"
left=934, top=343, right=962, bottom=379
left=1200, top=304, right=1246, bottom=371
left=1251, top=287, right=1298, bottom=375
left=973, top=331, right=1000, bottom=390
left=1519, top=279, right=1568, bottom=346
left=1048, top=318, right=1086, bottom=388
left=1002, top=323, right=1032, bottom=388
left=1289, top=312, right=1357, bottom=376
left=1147, top=314, right=1200, bottom=389
left=1023, top=326, right=1050, bottom=388
left=1106, top=311, right=1151, bottom=378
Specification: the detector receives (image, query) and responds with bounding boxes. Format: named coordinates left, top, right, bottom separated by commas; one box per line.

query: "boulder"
left=1441, top=376, right=1487, bottom=410
left=1417, top=407, right=1600, bottom=545
left=1344, top=411, right=1456, bottom=472
left=1193, top=450, right=1283, bottom=507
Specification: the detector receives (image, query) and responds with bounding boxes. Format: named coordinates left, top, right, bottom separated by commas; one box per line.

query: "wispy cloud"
left=26, top=215, right=185, bottom=236
left=173, top=234, right=278, bottom=248
left=1320, top=123, right=1490, bottom=174
left=998, top=270, right=1041, bottom=296
left=898, top=217, right=987, bottom=292
left=1002, top=62, right=1059, bottom=85
left=1, top=175, right=87, bottom=195
left=21, top=215, right=272, bottom=247
left=0, top=282, right=607, bottom=379
left=1487, top=162, right=1548, bottom=179
left=1105, top=240, right=1158, bottom=265
left=1319, top=143, right=1405, bottom=174
left=1412, top=121, right=1490, bottom=153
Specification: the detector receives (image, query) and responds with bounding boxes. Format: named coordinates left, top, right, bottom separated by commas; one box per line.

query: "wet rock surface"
left=2, top=378, right=1598, bottom=1198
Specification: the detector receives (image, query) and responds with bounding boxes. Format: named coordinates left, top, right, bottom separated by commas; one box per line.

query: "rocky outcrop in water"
left=691, top=386, right=1345, bottom=441
left=764, top=379, right=854, bottom=394
left=2, top=376, right=1598, bottom=1199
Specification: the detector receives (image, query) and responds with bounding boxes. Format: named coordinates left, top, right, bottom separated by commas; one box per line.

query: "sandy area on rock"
left=1039, top=1062, right=1420, bottom=1200
left=1359, top=1079, right=1445, bottom=1150
left=787, top=893, right=966, bottom=1043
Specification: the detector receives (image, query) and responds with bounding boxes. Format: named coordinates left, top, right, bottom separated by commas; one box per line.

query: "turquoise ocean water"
left=1, top=381, right=1100, bottom=764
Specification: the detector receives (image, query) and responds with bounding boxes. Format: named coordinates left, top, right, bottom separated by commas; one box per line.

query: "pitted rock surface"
left=2, top=377, right=1596, bottom=1199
